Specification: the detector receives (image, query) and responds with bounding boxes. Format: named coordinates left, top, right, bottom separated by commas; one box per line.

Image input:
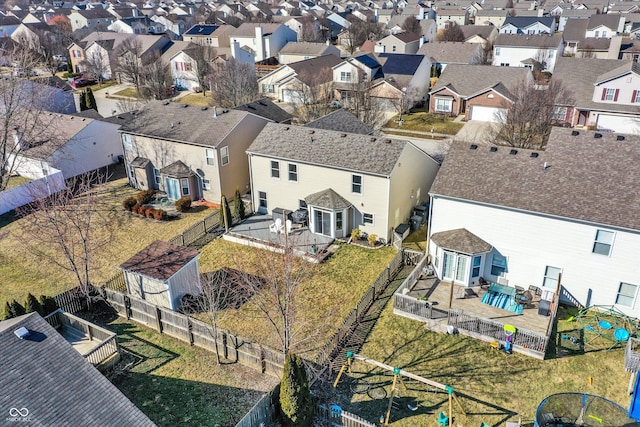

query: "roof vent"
left=222, top=109, right=229, bottom=113
left=309, top=130, right=315, bottom=134
left=530, top=152, right=539, bottom=158
left=285, top=126, right=290, bottom=130
left=213, top=106, right=218, bottom=118
left=490, top=146, right=498, bottom=152
left=14, top=327, right=30, bottom=340
left=543, top=161, right=550, bottom=170
left=384, top=139, right=391, bottom=143
left=182, top=104, right=188, bottom=108
left=617, top=135, right=625, bottom=141
left=470, top=144, right=478, bottom=150
left=371, top=137, right=376, bottom=142
left=170, top=122, right=174, bottom=128
left=509, top=149, right=517, bottom=155
left=594, top=132, right=602, bottom=138
left=201, top=106, right=208, bottom=111
left=571, top=130, right=579, bottom=136
left=163, top=101, right=170, bottom=105
left=341, top=133, right=347, bottom=137
left=258, top=101, right=267, bottom=106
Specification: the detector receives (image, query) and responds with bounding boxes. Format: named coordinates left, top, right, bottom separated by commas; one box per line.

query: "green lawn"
left=3, top=175, right=32, bottom=190
left=331, top=304, right=632, bottom=426
left=113, top=87, right=140, bottom=98
left=197, top=239, right=398, bottom=355
left=385, top=112, right=464, bottom=135
left=178, top=93, right=213, bottom=107
left=0, top=177, right=213, bottom=309
left=107, top=318, right=278, bottom=427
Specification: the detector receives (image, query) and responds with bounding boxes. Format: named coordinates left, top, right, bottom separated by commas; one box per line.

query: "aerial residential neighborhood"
left=1, top=0, right=640, bottom=425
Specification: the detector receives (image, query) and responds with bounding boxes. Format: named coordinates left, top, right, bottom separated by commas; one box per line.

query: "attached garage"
left=469, top=106, right=507, bottom=123
left=281, top=89, right=302, bottom=103
left=596, top=113, right=640, bottom=134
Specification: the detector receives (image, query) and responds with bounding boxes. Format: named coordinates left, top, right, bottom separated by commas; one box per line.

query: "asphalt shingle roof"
left=493, top=33, right=563, bottom=48
left=184, top=24, right=219, bottom=35
left=120, top=240, right=199, bottom=281
left=431, top=228, right=492, bottom=254
left=417, top=41, right=481, bottom=64
left=305, top=188, right=352, bottom=209
left=0, top=313, right=156, bottom=427
left=430, top=64, right=530, bottom=98
left=304, top=109, right=373, bottom=135
left=430, top=129, right=640, bottom=231
left=119, top=101, right=250, bottom=147
left=278, top=41, right=331, bottom=56
left=247, top=123, right=408, bottom=176
left=234, top=98, right=292, bottom=123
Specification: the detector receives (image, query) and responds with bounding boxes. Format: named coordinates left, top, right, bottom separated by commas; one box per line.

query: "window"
left=340, top=71, right=351, bottom=82
left=362, top=212, right=373, bottom=225
left=435, top=98, right=452, bottom=113
left=548, top=49, right=555, bottom=58
left=262, top=83, right=275, bottom=93
left=352, top=174, right=362, bottom=193
left=542, top=266, right=561, bottom=289
left=288, top=163, right=297, bottom=181
left=500, top=63, right=509, bottom=67
left=153, top=167, right=161, bottom=185
left=455, top=256, right=467, bottom=282
left=299, top=199, right=307, bottom=208
left=471, top=255, right=481, bottom=278
left=336, top=212, right=343, bottom=230
left=552, top=106, right=567, bottom=121
left=595, top=30, right=600, bottom=38
left=593, top=229, right=614, bottom=255
left=603, top=88, right=616, bottom=101
left=495, top=47, right=500, bottom=56
left=206, top=148, right=215, bottom=166
left=122, top=134, right=132, bottom=150
left=616, top=282, right=638, bottom=307
left=602, top=31, right=607, bottom=37
left=202, top=179, right=211, bottom=190
left=258, top=191, right=267, bottom=209
left=392, top=45, right=397, bottom=52
left=434, top=247, right=440, bottom=272
left=270, top=160, right=280, bottom=178
left=128, top=164, right=135, bottom=179
left=220, top=146, right=229, bottom=165
left=442, top=252, right=455, bottom=279
left=180, top=178, right=189, bottom=196
left=490, top=253, right=507, bottom=276
left=633, top=90, right=640, bottom=103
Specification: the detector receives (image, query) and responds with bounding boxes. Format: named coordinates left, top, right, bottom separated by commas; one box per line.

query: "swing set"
left=333, top=352, right=466, bottom=426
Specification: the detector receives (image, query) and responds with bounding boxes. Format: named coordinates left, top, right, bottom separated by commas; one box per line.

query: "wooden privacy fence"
left=316, top=404, right=377, bottom=427
left=448, top=309, right=548, bottom=356
left=168, top=210, right=221, bottom=247
left=235, top=384, right=278, bottom=427
left=102, top=288, right=285, bottom=377
left=53, top=287, right=86, bottom=314
left=315, top=249, right=405, bottom=367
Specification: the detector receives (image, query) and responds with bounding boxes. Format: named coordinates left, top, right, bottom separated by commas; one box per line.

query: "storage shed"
left=120, top=240, right=201, bottom=311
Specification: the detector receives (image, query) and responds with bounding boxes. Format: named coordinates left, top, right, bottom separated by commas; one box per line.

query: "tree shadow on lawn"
left=108, top=322, right=180, bottom=374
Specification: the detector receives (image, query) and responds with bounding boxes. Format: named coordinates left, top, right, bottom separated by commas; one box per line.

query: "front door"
left=166, top=178, right=180, bottom=200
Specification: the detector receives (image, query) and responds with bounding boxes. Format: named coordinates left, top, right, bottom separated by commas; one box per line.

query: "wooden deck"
left=407, top=276, right=552, bottom=335
left=60, top=326, right=102, bottom=355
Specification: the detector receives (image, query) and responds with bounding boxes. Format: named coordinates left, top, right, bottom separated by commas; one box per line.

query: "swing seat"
left=437, top=411, right=449, bottom=426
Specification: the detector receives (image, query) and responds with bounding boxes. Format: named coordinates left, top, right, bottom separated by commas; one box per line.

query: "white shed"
left=120, top=240, right=201, bottom=311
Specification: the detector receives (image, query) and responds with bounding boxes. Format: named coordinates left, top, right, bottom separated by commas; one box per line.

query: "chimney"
left=213, top=106, right=218, bottom=118
left=231, top=40, right=241, bottom=60
left=255, top=26, right=265, bottom=61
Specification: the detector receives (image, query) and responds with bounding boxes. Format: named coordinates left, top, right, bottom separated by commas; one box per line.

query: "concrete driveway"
left=455, top=120, right=503, bottom=144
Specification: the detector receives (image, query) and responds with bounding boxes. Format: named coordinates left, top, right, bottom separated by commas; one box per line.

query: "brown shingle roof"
left=417, top=41, right=481, bottom=64
left=430, top=64, right=530, bottom=99
left=430, top=129, right=640, bottom=231
left=305, top=188, right=352, bottom=209
left=493, top=33, right=563, bottom=48
left=120, top=240, right=200, bottom=281
left=431, top=228, right=492, bottom=254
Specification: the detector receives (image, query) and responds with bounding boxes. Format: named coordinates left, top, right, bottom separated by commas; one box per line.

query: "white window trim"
left=592, top=229, right=615, bottom=256
left=288, top=163, right=298, bottom=182
left=202, top=178, right=211, bottom=190
left=362, top=212, right=374, bottom=225
left=180, top=177, right=190, bottom=196
left=270, top=160, right=280, bottom=178
left=205, top=148, right=215, bottom=166
left=220, top=146, right=229, bottom=166
left=435, top=97, right=453, bottom=113
left=352, top=174, right=363, bottom=194
left=604, top=88, right=615, bottom=101
left=616, top=282, right=639, bottom=308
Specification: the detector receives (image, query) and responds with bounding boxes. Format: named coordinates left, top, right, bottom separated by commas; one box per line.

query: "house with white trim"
left=492, top=33, right=564, bottom=72
left=246, top=123, right=440, bottom=242
left=427, top=127, right=640, bottom=318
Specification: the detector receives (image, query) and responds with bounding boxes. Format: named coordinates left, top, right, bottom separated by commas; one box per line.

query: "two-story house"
left=499, top=16, right=556, bottom=34
left=475, top=9, right=511, bottom=28
left=373, top=32, right=423, bottom=54
left=119, top=101, right=271, bottom=202
left=68, top=9, right=116, bottom=32
left=563, top=14, right=625, bottom=56
left=418, top=41, right=485, bottom=71
left=246, top=123, right=440, bottom=242
left=277, top=42, right=340, bottom=65
left=553, top=58, right=640, bottom=133
left=428, top=128, right=640, bottom=317
left=436, top=9, right=469, bottom=30
left=229, top=23, right=297, bottom=62
left=333, top=53, right=384, bottom=101
left=492, top=33, right=564, bottom=72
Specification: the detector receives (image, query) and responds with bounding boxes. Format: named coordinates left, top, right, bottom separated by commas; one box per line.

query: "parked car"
left=70, top=77, right=96, bottom=88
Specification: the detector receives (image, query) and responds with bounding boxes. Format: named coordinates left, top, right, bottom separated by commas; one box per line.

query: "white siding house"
left=428, top=128, right=640, bottom=317
left=492, top=33, right=564, bottom=72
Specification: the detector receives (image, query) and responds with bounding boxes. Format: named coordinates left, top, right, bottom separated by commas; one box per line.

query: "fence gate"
left=403, top=249, right=423, bottom=266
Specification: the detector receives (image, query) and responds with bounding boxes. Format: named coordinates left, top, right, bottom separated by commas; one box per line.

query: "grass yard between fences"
left=385, top=112, right=464, bottom=135
left=329, top=304, right=631, bottom=426
left=106, top=317, right=278, bottom=427
left=0, top=176, right=213, bottom=309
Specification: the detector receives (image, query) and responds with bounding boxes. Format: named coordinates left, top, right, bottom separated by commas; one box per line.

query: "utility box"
left=412, top=204, right=429, bottom=226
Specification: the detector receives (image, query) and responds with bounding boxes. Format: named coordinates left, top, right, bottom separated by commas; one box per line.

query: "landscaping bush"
left=175, top=196, right=191, bottom=212
left=368, top=233, right=378, bottom=247
left=280, top=352, right=313, bottom=427
left=26, top=293, right=44, bottom=316
left=39, top=295, right=58, bottom=316
left=123, top=197, right=137, bottom=211
left=131, top=204, right=141, bottom=214
left=153, top=208, right=167, bottom=221
left=351, top=228, right=361, bottom=241
left=136, top=189, right=156, bottom=205
left=234, top=188, right=245, bottom=220
left=145, top=207, right=155, bottom=218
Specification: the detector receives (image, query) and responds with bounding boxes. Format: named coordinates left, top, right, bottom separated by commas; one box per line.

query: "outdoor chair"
left=285, top=219, right=293, bottom=234
left=269, top=218, right=283, bottom=233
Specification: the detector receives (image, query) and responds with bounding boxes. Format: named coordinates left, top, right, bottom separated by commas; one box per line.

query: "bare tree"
left=115, top=37, right=145, bottom=92
left=289, top=68, right=335, bottom=123
left=81, top=50, right=110, bottom=85
left=210, top=58, right=259, bottom=108
left=389, top=85, right=421, bottom=123
left=185, top=45, right=217, bottom=96
left=142, top=54, right=173, bottom=100
left=401, top=16, right=422, bottom=34
left=493, top=79, right=574, bottom=149
left=438, top=22, right=465, bottom=42
left=344, top=16, right=385, bottom=54
left=17, top=170, right=118, bottom=309
left=345, top=76, right=388, bottom=131
left=299, top=16, right=323, bottom=42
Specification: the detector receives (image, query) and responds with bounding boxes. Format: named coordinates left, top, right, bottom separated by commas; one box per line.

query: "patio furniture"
left=481, top=282, right=523, bottom=314
left=269, top=218, right=283, bottom=233
left=288, top=208, right=308, bottom=227
left=285, top=219, right=293, bottom=234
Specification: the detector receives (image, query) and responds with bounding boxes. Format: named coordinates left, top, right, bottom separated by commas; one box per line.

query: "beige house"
left=120, top=240, right=201, bottom=311
left=119, top=101, right=271, bottom=202
left=246, top=123, right=440, bottom=242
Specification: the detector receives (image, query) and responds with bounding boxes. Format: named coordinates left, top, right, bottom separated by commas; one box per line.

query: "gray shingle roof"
left=119, top=101, right=250, bottom=147
left=493, top=33, right=563, bottom=48
left=595, top=61, right=640, bottom=84
left=430, top=64, right=530, bottom=98
left=160, top=160, right=194, bottom=177
left=120, top=240, right=199, bottom=281
left=279, top=41, right=331, bottom=56
left=131, top=156, right=150, bottom=167
left=305, top=188, right=352, bottom=209
left=231, top=23, right=282, bottom=37
left=304, top=109, right=374, bottom=135
left=417, top=41, right=481, bottom=64
left=501, top=16, right=555, bottom=30
left=460, top=25, right=496, bottom=41
left=0, top=313, right=156, bottom=427
left=431, top=129, right=640, bottom=231
left=431, top=228, right=492, bottom=254
left=234, top=98, right=292, bottom=123
left=247, top=123, right=408, bottom=176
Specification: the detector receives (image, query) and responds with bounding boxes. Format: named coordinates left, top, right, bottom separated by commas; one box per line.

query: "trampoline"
left=535, top=393, right=640, bottom=427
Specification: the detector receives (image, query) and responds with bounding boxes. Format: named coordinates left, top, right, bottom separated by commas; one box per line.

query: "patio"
left=223, top=215, right=336, bottom=261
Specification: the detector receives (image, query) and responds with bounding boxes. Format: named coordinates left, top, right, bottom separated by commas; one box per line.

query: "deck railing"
left=393, top=254, right=433, bottom=320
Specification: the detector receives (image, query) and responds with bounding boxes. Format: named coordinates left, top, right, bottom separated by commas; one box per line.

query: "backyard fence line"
left=53, top=286, right=85, bottom=314
left=315, top=249, right=406, bottom=369
left=316, top=404, right=377, bottom=427
left=167, top=201, right=245, bottom=247
left=102, top=287, right=286, bottom=377
left=235, top=383, right=279, bottom=427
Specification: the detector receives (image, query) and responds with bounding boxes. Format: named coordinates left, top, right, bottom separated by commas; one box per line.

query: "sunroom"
left=431, top=228, right=493, bottom=287
left=305, top=188, right=352, bottom=239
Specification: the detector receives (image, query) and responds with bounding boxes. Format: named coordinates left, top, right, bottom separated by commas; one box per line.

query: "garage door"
left=281, top=89, right=301, bottom=103
left=470, top=106, right=507, bottom=123
left=596, top=114, right=640, bottom=134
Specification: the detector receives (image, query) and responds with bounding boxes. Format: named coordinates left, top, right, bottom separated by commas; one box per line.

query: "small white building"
left=120, top=240, right=201, bottom=311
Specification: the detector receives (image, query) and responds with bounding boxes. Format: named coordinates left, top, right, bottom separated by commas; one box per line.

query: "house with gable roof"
left=553, top=57, right=640, bottom=133
left=374, top=32, right=423, bottom=54
left=229, top=23, right=297, bottom=62
left=428, top=64, right=533, bottom=121
left=498, top=16, right=556, bottom=34
left=492, top=33, right=564, bottom=72
left=277, top=41, right=341, bottom=64
left=427, top=127, right=640, bottom=317
left=119, top=101, right=272, bottom=202
left=68, top=8, right=116, bottom=31
left=417, top=41, right=485, bottom=71
left=246, top=123, right=440, bottom=242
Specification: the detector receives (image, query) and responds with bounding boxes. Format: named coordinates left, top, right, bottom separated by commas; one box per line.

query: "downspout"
left=248, top=153, right=255, bottom=213
left=425, top=194, right=434, bottom=263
